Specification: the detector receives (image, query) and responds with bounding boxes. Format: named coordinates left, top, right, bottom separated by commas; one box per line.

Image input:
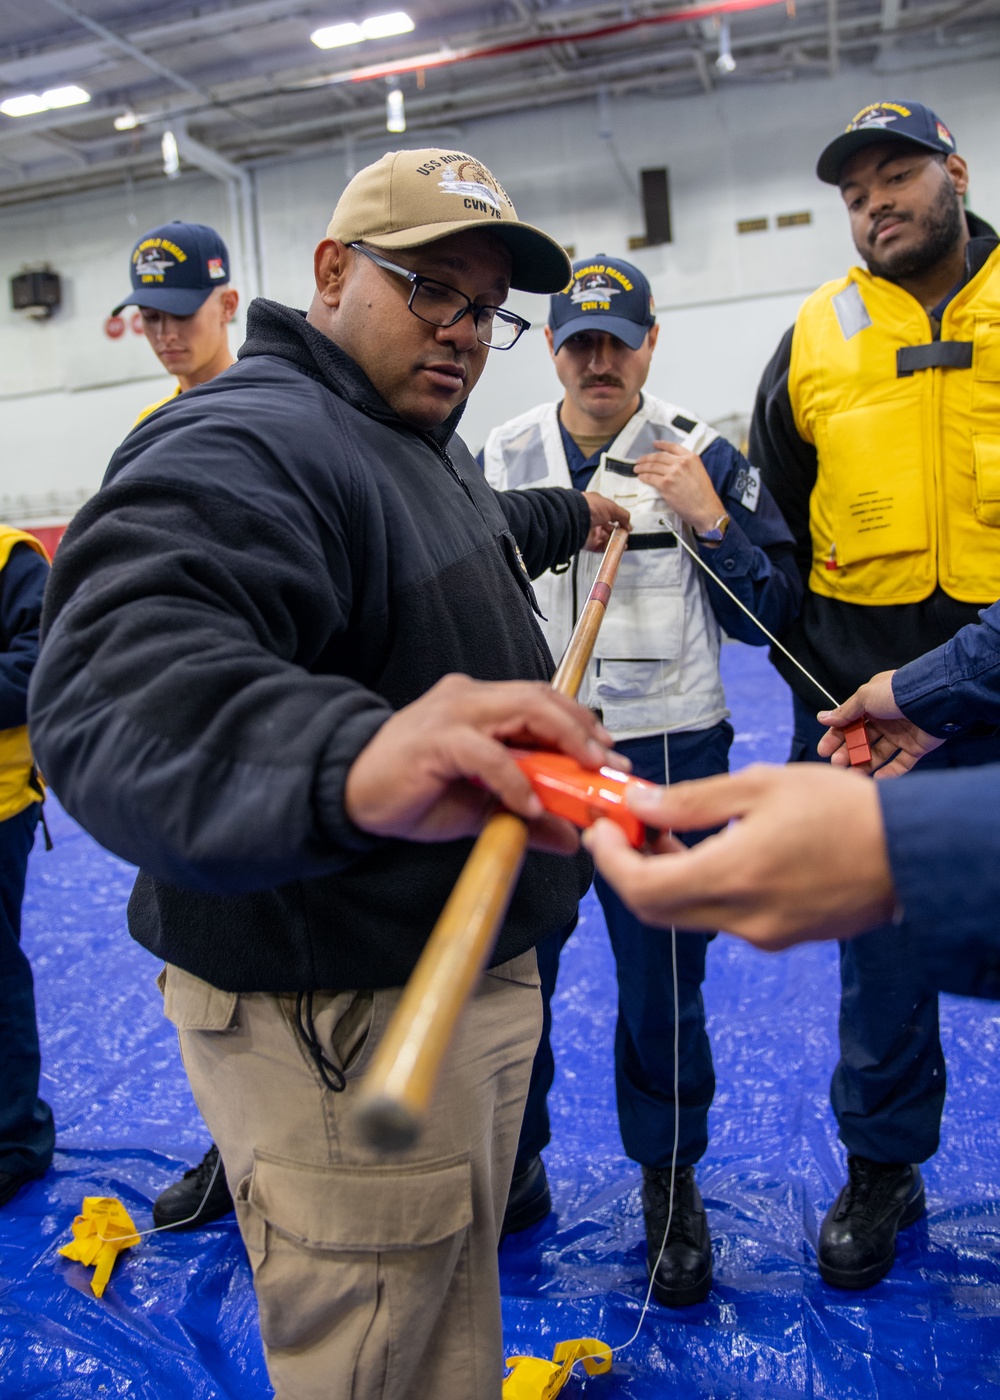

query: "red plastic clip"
left=511, top=750, right=657, bottom=848
left=842, top=717, right=872, bottom=767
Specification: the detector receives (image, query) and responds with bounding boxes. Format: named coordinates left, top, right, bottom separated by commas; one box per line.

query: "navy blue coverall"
left=484, top=417, right=801, bottom=1174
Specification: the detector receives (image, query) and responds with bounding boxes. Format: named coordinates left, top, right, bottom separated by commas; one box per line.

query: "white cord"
left=669, top=527, right=842, bottom=709
left=568, top=733, right=683, bottom=1379
left=96, top=1149, right=224, bottom=1246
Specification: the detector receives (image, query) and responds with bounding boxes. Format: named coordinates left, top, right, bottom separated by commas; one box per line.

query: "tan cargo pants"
left=161, top=950, right=541, bottom=1400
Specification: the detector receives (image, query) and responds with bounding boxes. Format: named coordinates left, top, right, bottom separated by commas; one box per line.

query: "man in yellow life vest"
left=110, top=220, right=239, bottom=426
left=111, top=220, right=240, bottom=1230
left=0, top=527, right=53, bottom=1208
left=750, top=101, right=1000, bottom=1291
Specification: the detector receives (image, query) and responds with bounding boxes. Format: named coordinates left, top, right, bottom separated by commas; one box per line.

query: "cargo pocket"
left=817, top=403, right=928, bottom=565
left=160, top=962, right=238, bottom=1032
left=234, top=1152, right=473, bottom=1360
left=973, top=436, right=1000, bottom=526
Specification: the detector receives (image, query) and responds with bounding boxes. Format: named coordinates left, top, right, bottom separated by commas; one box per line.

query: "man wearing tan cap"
left=30, top=149, right=627, bottom=1399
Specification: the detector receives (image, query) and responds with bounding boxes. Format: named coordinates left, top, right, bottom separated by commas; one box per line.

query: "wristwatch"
left=694, top=513, right=730, bottom=544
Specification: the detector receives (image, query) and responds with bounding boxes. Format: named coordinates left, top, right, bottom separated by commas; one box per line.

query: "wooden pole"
left=355, top=525, right=628, bottom=1150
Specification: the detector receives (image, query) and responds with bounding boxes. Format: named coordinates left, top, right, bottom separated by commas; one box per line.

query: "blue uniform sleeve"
left=693, top=437, right=802, bottom=645
left=878, top=765, right=1000, bottom=998
left=0, top=543, right=49, bottom=731
left=891, top=599, right=1000, bottom=738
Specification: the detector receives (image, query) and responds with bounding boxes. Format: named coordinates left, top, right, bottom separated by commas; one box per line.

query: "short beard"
left=863, top=174, right=965, bottom=283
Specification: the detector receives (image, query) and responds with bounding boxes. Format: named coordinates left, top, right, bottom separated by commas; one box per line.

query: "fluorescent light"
left=114, top=109, right=138, bottom=131
left=1, top=94, right=49, bottom=117
left=362, top=12, right=414, bottom=40
left=1, top=85, right=90, bottom=117
left=311, top=12, right=414, bottom=49
left=386, top=86, right=406, bottom=133
left=311, top=22, right=364, bottom=49
left=162, top=129, right=180, bottom=178
left=42, top=85, right=91, bottom=108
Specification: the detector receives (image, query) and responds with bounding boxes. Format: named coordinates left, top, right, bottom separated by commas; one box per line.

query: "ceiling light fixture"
left=114, top=109, right=139, bottom=131
left=1, top=85, right=90, bottom=118
left=386, top=84, right=406, bottom=133
left=162, top=129, right=180, bottom=179
left=311, top=11, right=414, bottom=49
left=362, top=12, right=415, bottom=40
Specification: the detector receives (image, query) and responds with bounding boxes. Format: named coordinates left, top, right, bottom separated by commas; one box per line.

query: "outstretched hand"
left=344, top=673, right=620, bottom=851
left=583, top=763, right=897, bottom=949
left=816, top=670, right=944, bottom=778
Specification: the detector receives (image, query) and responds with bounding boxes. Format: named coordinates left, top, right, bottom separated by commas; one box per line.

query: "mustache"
left=580, top=375, right=625, bottom=389
left=868, top=211, right=912, bottom=246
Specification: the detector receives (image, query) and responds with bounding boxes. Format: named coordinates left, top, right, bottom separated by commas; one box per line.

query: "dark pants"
left=515, top=722, right=733, bottom=1174
left=0, top=803, right=53, bottom=1180
left=791, top=692, right=1000, bottom=1162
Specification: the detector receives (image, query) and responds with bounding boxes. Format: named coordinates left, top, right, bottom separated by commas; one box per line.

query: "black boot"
left=501, top=1155, right=551, bottom=1237
left=153, top=1143, right=234, bottom=1231
left=642, top=1165, right=712, bottom=1307
left=818, top=1156, right=925, bottom=1289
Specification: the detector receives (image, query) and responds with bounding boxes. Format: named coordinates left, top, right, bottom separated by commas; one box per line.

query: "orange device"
left=842, top=718, right=872, bottom=766
left=510, top=750, right=657, bottom=848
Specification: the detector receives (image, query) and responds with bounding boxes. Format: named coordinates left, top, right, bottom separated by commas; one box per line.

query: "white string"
left=669, top=527, right=843, bottom=710
left=567, top=736, right=682, bottom=1381
left=95, top=1150, right=224, bottom=1246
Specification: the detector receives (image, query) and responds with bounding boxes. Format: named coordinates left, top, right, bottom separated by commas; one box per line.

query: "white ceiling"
left=0, top=0, right=997, bottom=208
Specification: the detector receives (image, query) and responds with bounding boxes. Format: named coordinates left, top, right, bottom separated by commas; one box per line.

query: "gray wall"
left=1, top=56, right=998, bottom=523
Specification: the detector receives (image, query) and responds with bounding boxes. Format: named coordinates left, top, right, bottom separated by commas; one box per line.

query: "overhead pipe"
left=303, top=0, right=789, bottom=88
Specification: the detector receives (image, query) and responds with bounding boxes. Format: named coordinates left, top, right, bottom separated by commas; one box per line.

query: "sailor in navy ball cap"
left=483, top=252, right=800, bottom=1303
left=112, top=220, right=231, bottom=316
left=817, top=100, right=957, bottom=185
left=114, top=220, right=239, bottom=416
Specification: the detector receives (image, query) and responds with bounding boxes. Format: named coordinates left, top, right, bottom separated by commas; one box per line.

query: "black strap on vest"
left=896, top=342, right=973, bottom=376
left=627, top=532, right=678, bottom=551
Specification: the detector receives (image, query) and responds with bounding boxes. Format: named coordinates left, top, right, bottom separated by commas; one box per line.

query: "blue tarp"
left=2, top=644, right=999, bottom=1397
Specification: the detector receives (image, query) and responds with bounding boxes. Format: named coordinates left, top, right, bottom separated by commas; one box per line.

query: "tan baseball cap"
left=326, top=148, right=571, bottom=294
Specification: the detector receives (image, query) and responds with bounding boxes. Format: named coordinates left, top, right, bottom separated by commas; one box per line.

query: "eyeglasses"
left=350, top=243, right=530, bottom=350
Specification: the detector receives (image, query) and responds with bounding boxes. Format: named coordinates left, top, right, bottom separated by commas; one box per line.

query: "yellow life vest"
left=133, top=383, right=181, bottom=427
left=789, top=244, right=1000, bottom=605
left=0, top=527, right=49, bottom=822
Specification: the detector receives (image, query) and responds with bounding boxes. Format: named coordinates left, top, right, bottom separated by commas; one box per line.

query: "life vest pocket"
left=594, top=591, right=684, bottom=664
left=973, top=437, right=1000, bottom=526
left=816, top=402, right=928, bottom=566
left=972, top=319, right=1000, bottom=382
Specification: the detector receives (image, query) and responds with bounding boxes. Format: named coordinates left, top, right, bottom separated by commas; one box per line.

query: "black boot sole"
left=818, top=1182, right=926, bottom=1290
left=648, top=1261, right=713, bottom=1308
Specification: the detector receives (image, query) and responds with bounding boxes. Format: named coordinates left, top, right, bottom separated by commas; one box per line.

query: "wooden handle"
left=355, top=525, right=627, bottom=1150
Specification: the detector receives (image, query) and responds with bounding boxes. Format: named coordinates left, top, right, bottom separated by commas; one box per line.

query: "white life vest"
left=483, top=396, right=729, bottom=738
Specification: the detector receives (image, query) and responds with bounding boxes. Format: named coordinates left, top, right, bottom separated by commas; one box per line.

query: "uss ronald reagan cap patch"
left=326, top=148, right=572, bottom=294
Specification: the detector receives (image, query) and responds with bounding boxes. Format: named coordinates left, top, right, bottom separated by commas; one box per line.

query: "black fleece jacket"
left=29, top=298, right=593, bottom=992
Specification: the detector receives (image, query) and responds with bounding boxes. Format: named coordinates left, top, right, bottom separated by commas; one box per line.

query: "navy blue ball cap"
left=817, top=101, right=957, bottom=185
left=549, top=255, right=656, bottom=353
left=112, top=220, right=231, bottom=315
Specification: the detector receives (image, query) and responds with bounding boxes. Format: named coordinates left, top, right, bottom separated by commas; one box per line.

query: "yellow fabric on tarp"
left=133, top=382, right=181, bottom=427
left=0, top=526, right=48, bottom=822
left=789, top=244, right=1000, bottom=605
left=58, top=1197, right=139, bottom=1298
left=503, top=1338, right=612, bottom=1398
